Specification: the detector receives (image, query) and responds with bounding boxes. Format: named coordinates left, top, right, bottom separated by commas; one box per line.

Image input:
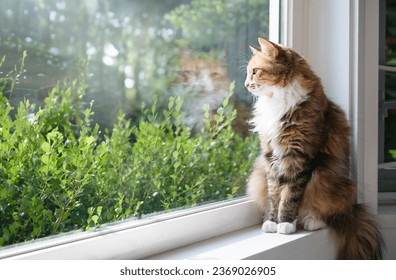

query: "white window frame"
left=283, top=0, right=379, bottom=211
left=0, top=0, right=391, bottom=260
left=351, top=0, right=379, bottom=210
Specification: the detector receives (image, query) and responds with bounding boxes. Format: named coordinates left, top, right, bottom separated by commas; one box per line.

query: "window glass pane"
left=379, top=0, right=396, bottom=194
left=0, top=0, right=269, bottom=247
left=385, top=0, right=396, bottom=66
left=384, top=108, right=396, bottom=162
left=385, top=72, right=396, bottom=101
left=379, top=106, right=396, bottom=192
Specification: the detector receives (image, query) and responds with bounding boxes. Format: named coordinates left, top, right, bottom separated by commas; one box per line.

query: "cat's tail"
left=325, top=204, right=384, bottom=259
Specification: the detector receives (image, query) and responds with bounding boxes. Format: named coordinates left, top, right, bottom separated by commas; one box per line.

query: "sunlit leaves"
left=0, top=64, right=259, bottom=247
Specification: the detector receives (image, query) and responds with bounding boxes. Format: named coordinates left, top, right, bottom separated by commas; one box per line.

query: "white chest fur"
left=250, top=78, right=308, bottom=138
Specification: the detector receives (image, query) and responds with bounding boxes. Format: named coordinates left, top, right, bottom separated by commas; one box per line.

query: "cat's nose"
left=245, top=82, right=255, bottom=89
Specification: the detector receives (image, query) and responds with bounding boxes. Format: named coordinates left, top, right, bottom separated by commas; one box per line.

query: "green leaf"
left=97, top=206, right=103, bottom=216
left=174, top=162, right=181, bottom=169
left=228, top=80, right=235, bottom=94
left=91, top=215, right=99, bottom=224
left=168, top=97, right=175, bottom=111
left=40, top=154, right=50, bottom=165
left=85, top=136, right=95, bottom=146
left=87, top=207, right=94, bottom=216
left=41, top=142, right=51, bottom=153
left=222, top=97, right=229, bottom=108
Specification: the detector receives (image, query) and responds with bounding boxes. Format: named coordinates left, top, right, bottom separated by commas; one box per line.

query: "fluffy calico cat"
left=245, top=37, right=384, bottom=259
left=176, top=51, right=229, bottom=130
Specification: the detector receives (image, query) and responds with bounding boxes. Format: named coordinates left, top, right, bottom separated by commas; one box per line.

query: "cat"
left=245, top=37, right=384, bottom=259
left=175, top=50, right=252, bottom=136
left=175, top=50, right=229, bottom=130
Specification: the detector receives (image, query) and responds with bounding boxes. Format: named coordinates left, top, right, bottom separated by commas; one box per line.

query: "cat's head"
left=245, top=37, right=303, bottom=96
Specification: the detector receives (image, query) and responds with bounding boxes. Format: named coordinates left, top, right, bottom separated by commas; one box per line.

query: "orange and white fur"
left=245, top=37, right=383, bottom=259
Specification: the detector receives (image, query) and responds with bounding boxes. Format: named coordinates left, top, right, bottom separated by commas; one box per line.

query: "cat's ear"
left=257, top=37, right=282, bottom=58
left=249, top=45, right=261, bottom=55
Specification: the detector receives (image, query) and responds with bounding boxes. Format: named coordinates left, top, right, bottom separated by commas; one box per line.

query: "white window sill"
left=148, top=204, right=396, bottom=260
left=149, top=204, right=396, bottom=260
left=148, top=226, right=338, bottom=260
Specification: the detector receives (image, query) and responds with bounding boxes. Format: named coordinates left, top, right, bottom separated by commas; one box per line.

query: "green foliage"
left=0, top=0, right=268, bottom=131
left=166, top=0, right=269, bottom=50
left=0, top=63, right=259, bottom=247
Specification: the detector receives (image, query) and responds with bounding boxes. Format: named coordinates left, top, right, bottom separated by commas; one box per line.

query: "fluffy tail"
left=325, top=204, right=384, bottom=259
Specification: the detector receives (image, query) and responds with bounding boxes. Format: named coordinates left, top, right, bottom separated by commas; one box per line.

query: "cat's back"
left=320, top=98, right=351, bottom=169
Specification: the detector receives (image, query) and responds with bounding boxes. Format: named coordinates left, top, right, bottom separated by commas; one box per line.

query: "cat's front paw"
left=262, top=220, right=278, bottom=233
left=277, top=221, right=296, bottom=234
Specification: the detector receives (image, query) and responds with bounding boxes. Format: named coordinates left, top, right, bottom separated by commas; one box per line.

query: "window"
left=1, top=0, right=393, bottom=261
left=379, top=0, right=396, bottom=193
left=0, top=0, right=270, bottom=249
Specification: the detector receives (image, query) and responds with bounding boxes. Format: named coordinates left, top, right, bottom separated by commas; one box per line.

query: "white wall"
left=306, top=0, right=351, bottom=116
left=283, top=0, right=350, bottom=115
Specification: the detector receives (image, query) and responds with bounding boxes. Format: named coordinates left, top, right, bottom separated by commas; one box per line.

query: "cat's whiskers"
left=238, top=64, right=248, bottom=74
left=234, top=52, right=251, bottom=74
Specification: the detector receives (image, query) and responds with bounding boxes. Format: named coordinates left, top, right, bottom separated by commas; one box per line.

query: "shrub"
left=0, top=59, right=259, bottom=247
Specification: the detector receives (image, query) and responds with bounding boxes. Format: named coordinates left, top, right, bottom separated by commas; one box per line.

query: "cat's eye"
left=252, top=68, right=258, bottom=75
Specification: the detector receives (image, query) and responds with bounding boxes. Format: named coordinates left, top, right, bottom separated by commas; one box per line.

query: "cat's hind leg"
left=301, top=215, right=327, bottom=231
left=247, top=156, right=270, bottom=213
